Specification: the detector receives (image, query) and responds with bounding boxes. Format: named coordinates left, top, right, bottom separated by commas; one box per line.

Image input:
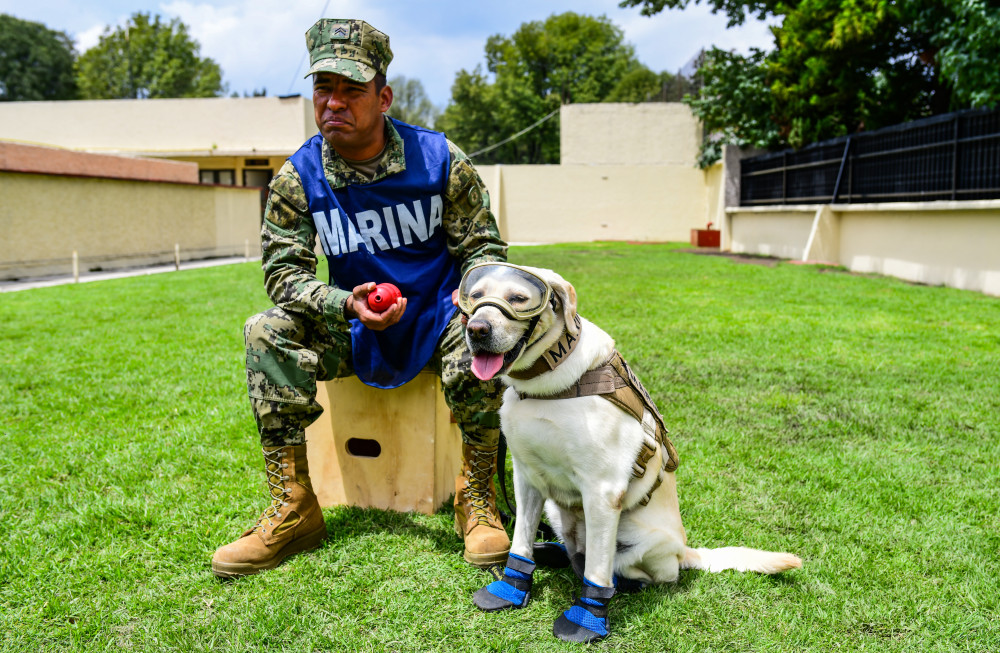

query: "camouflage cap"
left=304, top=19, right=392, bottom=83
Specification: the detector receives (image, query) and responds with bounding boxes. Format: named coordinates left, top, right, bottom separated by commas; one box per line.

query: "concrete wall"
left=724, top=201, right=1000, bottom=296
left=1, top=142, right=262, bottom=280
left=475, top=103, right=715, bottom=243
left=0, top=96, right=315, bottom=158
left=0, top=171, right=261, bottom=279
left=560, top=103, right=701, bottom=165
left=726, top=207, right=818, bottom=259
left=839, top=203, right=1000, bottom=295
left=478, top=163, right=711, bottom=243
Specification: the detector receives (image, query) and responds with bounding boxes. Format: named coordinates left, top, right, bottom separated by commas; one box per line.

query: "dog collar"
left=507, top=315, right=583, bottom=380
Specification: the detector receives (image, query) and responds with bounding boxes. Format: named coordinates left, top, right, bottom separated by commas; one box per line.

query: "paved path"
left=0, top=257, right=257, bottom=293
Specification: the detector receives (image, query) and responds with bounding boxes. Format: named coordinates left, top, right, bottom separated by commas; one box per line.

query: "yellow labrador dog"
left=458, top=262, right=801, bottom=644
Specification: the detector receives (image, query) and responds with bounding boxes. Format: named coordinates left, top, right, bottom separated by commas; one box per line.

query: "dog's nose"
left=466, top=318, right=491, bottom=341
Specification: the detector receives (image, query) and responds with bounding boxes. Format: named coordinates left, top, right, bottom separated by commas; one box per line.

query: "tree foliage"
left=0, top=14, right=78, bottom=101
left=386, top=75, right=439, bottom=129
left=920, top=0, right=1000, bottom=109
left=619, top=0, right=780, bottom=26
left=437, top=12, right=654, bottom=164
left=768, top=0, right=942, bottom=148
left=686, top=48, right=781, bottom=166
left=605, top=66, right=697, bottom=102
left=75, top=12, right=225, bottom=99
left=622, top=0, right=1000, bottom=164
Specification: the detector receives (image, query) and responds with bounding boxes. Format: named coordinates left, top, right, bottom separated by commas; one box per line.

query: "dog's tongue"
left=471, top=352, right=505, bottom=380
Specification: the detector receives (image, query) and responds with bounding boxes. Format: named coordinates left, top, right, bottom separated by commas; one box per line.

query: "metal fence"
left=740, top=107, right=1000, bottom=206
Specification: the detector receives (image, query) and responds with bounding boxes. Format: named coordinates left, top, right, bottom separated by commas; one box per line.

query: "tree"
left=386, top=75, right=439, bottom=129
left=437, top=67, right=514, bottom=160
left=686, top=47, right=781, bottom=166
left=622, top=0, right=1000, bottom=163
left=75, top=12, right=225, bottom=99
left=619, top=0, right=782, bottom=26
left=0, top=14, right=78, bottom=101
left=437, top=12, right=649, bottom=164
left=605, top=66, right=697, bottom=102
left=767, top=0, right=941, bottom=148
left=919, top=0, right=1000, bottom=109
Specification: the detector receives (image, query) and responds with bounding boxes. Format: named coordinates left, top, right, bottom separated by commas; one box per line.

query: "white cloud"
left=158, top=1, right=375, bottom=95
left=75, top=23, right=108, bottom=52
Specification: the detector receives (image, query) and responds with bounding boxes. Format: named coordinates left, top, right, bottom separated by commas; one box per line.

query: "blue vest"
left=289, top=118, right=459, bottom=389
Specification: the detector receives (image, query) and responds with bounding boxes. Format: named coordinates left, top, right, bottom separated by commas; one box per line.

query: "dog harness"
left=514, top=334, right=679, bottom=507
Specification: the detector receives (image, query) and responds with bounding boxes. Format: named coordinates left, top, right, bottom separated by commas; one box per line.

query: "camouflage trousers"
left=244, top=307, right=503, bottom=448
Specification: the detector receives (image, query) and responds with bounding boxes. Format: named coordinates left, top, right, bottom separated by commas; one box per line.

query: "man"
left=212, top=18, right=510, bottom=578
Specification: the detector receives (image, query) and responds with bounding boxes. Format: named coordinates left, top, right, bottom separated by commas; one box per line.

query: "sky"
left=1, top=0, right=777, bottom=108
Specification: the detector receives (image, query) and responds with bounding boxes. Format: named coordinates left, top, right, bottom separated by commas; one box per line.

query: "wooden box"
left=691, top=228, right=721, bottom=248
left=304, top=371, right=463, bottom=515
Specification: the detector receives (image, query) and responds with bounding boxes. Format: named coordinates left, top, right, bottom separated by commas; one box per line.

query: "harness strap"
left=606, top=352, right=679, bottom=474
left=516, top=349, right=679, bottom=507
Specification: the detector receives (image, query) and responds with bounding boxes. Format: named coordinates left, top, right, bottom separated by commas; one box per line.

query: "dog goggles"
left=457, top=262, right=551, bottom=320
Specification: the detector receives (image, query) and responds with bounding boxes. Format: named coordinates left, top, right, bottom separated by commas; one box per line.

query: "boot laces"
left=465, top=447, right=495, bottom=527
left=253, top=448, right=290, bottom=534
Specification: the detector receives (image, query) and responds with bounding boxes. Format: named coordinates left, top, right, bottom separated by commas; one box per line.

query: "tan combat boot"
left=212, top=443, right=327, bottom=578
left=454, top=443, right=511, bottom=567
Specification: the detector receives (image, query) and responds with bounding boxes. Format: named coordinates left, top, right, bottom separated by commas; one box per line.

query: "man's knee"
left=245, top=307, right=319, bottom=403
left=245, top=307, right=303, bottom=351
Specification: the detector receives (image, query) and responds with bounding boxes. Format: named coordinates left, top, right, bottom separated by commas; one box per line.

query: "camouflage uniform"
left=245, top=122, right=507, bottom=449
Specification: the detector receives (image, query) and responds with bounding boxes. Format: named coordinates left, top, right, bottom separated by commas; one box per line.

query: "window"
left=200, top=169, right=236, bottom=185
left=243, top=169, right=274, bottom=188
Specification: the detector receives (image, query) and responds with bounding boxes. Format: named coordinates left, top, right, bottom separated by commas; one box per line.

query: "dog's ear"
left=548, top=276, right=579, bottom=336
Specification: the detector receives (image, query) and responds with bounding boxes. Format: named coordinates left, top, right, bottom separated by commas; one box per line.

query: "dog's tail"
left=681, top=546, right=802, bottom=575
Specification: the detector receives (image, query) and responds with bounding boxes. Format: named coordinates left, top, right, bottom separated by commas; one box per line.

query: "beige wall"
left=478, top=163, right=711, bottom=243
left=560, top=103, right=701, bottom=165
left=704, top=160, right=724, bottom=231
left=726, top=206, right=818, bottom=259
left=0, top=96, right=315, bottom=158
left=475, top=103, right=714, bottom=244
left=725, top=201, right=1000, bottom=296
left=1, top=171, right=261, bottom=280
left=839, top=204, right=1000, bottom=295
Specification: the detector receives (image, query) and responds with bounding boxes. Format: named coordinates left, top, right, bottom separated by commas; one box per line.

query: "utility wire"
left=286, top=0, right=332, bottom=95
left=467, top=108, right=560, bottom=159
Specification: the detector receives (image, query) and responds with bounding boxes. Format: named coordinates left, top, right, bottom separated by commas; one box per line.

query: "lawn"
left=1, top=242, right=997, bottom=652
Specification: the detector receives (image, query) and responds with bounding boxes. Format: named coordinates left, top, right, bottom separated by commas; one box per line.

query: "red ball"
left=368, top=283, right=402, bottom=313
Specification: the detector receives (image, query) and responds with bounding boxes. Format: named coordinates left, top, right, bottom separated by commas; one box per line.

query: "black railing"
left=740, top=107, right=1000, bottom=205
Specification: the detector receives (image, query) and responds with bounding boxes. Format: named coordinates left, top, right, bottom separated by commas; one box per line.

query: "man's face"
left=312, top=72, right=393, bottom=160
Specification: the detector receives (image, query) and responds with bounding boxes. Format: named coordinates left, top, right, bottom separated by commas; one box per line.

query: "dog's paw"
left=552, top=578, right=615, bottom=643
left=472, top=553, right=535, bottom=612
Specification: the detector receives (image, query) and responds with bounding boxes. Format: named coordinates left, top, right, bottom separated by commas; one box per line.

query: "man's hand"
left=345, top=282, right=407, bottom=331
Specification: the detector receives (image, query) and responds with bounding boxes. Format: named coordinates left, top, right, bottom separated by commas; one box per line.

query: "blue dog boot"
left=553, top=578, right=616, bottom=643
left=473, top=553, right=535, bottom=611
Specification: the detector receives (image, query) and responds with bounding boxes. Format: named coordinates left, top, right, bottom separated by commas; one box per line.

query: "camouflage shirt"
left=261, top=118, right=507, bottom=329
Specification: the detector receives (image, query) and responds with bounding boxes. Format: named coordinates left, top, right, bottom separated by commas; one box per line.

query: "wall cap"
left=727, top=199, right=1000, bottom=214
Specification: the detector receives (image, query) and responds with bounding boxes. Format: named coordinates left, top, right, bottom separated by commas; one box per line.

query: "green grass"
left=2, top=242, right=998, bottom=652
